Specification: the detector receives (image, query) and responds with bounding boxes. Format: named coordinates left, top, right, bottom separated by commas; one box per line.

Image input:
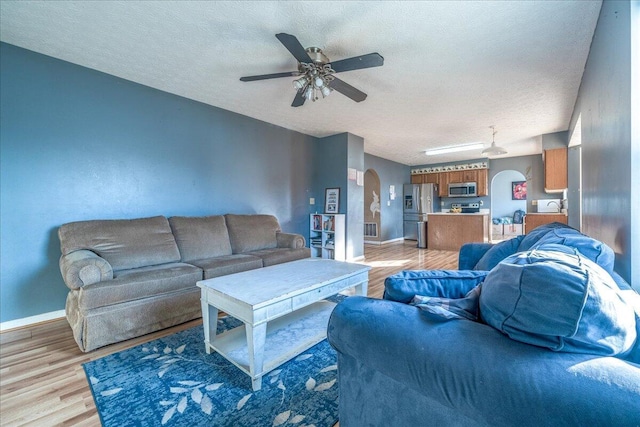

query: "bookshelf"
left=309, top=214, right=346, bottom=261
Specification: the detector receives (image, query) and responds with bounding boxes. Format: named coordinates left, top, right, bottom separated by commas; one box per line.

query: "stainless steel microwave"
left=448, top=182, right=477, bottom=197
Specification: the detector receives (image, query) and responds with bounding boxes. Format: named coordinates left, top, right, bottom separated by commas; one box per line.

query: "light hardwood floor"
left=0, top=241, right=458, bottom=426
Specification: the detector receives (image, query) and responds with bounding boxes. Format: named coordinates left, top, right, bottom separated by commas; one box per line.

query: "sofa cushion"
left=473, top=236, right=524, bottom=271
left=76, top=262, right=202, bottom=310
left=529, top=227, right=615, bottom=272
left=384, top=270, right=489, bottom=304
left=169, top=216, right=233, bottom=262
left=479, top=244, right=638, bottom=356
left=189, top=254, right=263, bottom=279
left=516, top=221, right=568, bottom=252
left=246, top=247, right=311, bottom=267
left=225, top=214, right=281, bottom=253
left=59, top=216, right=181, bottom=271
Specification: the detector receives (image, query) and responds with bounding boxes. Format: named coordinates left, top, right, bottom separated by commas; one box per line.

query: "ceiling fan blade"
left=240, top=71, right=299, bottom=82
left=291, top=90, right=306, bottom=107
left=276, top=33, right=312, bottom=63
left=329, top=53, right=384, bottom=73
left=329, top=78, right=367, bottom=102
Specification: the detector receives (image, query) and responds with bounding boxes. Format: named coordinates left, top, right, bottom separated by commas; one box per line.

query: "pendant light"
left=482, top=125, right=507, bottom=156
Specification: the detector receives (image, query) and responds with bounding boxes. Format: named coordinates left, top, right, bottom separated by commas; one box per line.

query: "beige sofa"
left=58, top=214, right=310, bottom=352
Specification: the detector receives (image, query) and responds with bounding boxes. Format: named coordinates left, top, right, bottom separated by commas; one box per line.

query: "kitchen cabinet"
left=544, top=148, right=568, bottom=192
left=410, top=174, right=424, bottom=184
left=413, top=168, right=489, bottom=197
left=462, top=170, right=477, bottom=182
left=438, top=172, right=450, bottom=197
left=425, top=173, right=439, bottom=185
left=448, top=171, right=463, bottom=183
left=476, top=169, right=488, bottom=196
left=524, top=213, right=567, bottom=234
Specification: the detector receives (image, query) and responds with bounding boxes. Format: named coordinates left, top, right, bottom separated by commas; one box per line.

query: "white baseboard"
left=382, top=237, right=405, bottom=244
left=364, top=237, right=404, bottom=246
left=0, top=309, right=66, bottom=332
left=348, top=255, right=366, bottom=262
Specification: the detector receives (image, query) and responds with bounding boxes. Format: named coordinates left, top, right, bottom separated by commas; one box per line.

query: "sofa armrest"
left=59, top=250, right=113, bottom=290
left=383, top=270, right=488, bottom=303
left=458, top=242, right=493, bottom=269
left=328, top=297, right=640, bottom=426
left=276, top=232, right=306, bottom=249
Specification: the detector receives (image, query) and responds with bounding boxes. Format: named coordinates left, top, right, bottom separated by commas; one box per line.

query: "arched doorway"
left=364, top=169, right=381, bottom=244
left=490, top=170, right=527, bottom=242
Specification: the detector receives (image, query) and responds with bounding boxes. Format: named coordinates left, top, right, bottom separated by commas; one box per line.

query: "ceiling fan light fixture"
left=293, top=76, right=308, bottom=90
left=240, top=33, right=384, bottom=107
left=481, top=125, right=508, bottom=157
left=425, top=142, right=485, bottom=156
left=304, top=85, right=314, bottom=101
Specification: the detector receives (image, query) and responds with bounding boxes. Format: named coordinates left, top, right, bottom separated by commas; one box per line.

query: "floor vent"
left=364, top=222, right=378, bottom=238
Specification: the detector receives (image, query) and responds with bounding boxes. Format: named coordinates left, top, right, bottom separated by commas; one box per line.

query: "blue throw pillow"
left=517, top=222, right=570, bottom=251
left=384, top=270, right=489, bottom=303
left=473, top=235, right=525, bottom=271
left=530, top=227, right=615, bottom=272
left=479, top=244, right=637, bottom=356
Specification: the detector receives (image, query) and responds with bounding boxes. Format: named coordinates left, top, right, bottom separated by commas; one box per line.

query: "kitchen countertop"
left=526, top=212, right=567, bottom=216
left=428, top=212, right=489, bottom=215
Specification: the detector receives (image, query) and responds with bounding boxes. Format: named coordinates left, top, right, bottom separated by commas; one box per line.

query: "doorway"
left=490, top=170, right=527, bottom=242
left=364, top=169, right=381, bottom=244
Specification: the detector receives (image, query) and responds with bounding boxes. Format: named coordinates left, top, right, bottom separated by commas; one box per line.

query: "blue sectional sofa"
left=328, top=223, right=640, bottom=426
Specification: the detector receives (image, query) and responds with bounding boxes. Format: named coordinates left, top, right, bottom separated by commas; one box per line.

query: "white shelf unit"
left=310, top=214, right=346, bottom=261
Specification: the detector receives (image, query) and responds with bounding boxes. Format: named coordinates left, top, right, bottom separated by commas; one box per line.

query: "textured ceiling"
left=0, top=1, right=601, bottom=166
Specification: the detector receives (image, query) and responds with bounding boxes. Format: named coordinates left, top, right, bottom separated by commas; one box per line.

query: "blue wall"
left=364, top=154, right=409, bottom=241
left=567, top=0, right=637, bottom=288
left=0, top=43, right=319, bottom=322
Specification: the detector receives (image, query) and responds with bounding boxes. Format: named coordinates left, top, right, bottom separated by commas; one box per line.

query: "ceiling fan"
left=240, top=33, right=384, bottom=107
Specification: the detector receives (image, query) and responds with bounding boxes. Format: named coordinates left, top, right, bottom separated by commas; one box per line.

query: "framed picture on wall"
left=512, top=181, right=527, bottom=200
left=324, top=188, right=340, bottom=213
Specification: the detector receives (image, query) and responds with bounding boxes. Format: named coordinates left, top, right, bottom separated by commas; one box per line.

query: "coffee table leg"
left=355, top=280, right=369, bottom=297
left=201, top=298, right=218, bottom=355
left=246, top=322, right=267, bottom=391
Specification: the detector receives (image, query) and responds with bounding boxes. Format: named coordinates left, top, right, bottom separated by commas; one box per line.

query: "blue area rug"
left=84, top=309, right=340, bottom=426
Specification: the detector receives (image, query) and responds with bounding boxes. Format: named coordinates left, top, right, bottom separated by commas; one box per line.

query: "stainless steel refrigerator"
left=403, top=183, right=440, bottom=240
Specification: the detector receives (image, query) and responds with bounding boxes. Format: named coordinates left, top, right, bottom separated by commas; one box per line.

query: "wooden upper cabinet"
left=438, top=172, right=450, bottom=197
left=425, top=173, right=439, bottom=185
left=411, top=168, right=489, bottom=197
left=544, top=148, right=568, bottom=192
left=448, top=171, right=463, bottom=183
left=462, top=170, right=477, bottom=182
left=476, top=169, right=488, bottom=196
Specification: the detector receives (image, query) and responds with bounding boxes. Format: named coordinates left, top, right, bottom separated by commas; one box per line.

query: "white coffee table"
left=196, top=258, right=370, bottom=391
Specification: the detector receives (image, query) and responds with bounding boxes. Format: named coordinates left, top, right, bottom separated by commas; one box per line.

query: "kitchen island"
left=427, top=212, right=489, bottom=251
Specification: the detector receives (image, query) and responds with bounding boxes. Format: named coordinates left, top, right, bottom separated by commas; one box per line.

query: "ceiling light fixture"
left=293, top=60, right=335, bottom=102
left=481, top=125, right=508, bottom=156
left=425, top=142, right=485, bottom=156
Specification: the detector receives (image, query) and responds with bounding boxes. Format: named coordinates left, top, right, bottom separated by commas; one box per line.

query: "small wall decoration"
left=324, top=187, right=340, bottom=213
left=512, top=181, right=527, bottom=200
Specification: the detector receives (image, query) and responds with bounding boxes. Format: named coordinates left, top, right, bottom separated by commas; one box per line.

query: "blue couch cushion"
left=473, top=235, right=524, bottom=271
left=384, top=270, right=489, bottom=303
left=528, top=227, right=615, bottom=272
left=479, top=244, right=638, bottom=357
left=516, top=222, right=568, bottom=252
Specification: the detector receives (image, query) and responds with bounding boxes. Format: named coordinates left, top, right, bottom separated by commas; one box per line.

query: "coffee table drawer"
left=291, top=271, right=368, bottom=309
